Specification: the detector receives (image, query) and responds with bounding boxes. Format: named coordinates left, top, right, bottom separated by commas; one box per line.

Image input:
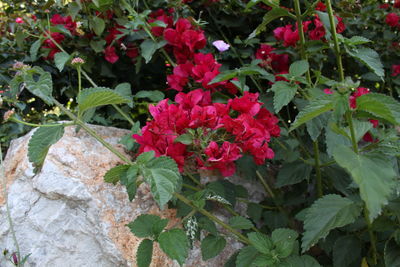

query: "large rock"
left=0, top=124, right=247, bottom=267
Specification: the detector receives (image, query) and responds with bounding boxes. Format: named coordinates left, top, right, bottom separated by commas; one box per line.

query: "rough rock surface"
left=0, top=124, right=249, bottom=267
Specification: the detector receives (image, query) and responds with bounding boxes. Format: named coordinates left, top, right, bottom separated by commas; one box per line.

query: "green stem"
left=325, top=0, right=345, bottom=82
left=294, top=0, right=312, bottom=84
left=346, top=111, right=377, bottom=264
left=173, top=192, right=251, bottom=244
left=52, top=99, right=133, bottom=165
left=10, top=117, right=72, bottom=128
left=184, top=171, right=203, bottom=187
left=313, top=140, right=323, bottom=198
left=40, top=28, right=135, bottom=127
left=0, top=144, right=22, bottom=266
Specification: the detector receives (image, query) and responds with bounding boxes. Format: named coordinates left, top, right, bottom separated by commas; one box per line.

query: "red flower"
left=126, top=44, right=139, bottom=59
left=15, top=17, right=24, bottom=24
left=274, top=25, right=299, bottom=47
left=380, top=3, right=390, bottom=9
left=349, top=87, right=370, bottom=109
left=230, top=92, right=261, bottom=116
left=395, top=0, right=400, bottom=8
left=205, top=141, right=242, bottom=176
left=308, top=17, right=326, bottom=40
left=50, top=14, right=77, bottom=34
left=386, top=13, right=400, bottom=27
left=391, top=64, right=400, bottom=77
left=149, top=9, right=173, bottom=37
left=105, top=26, right=124, bottom=45
left=315, top=2, right=326, bottom=11
left=255, top=44, right=290, bottom=73
left=104, top=46, right=119, bottom=63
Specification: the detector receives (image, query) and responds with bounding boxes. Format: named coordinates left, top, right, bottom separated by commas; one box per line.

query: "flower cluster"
left=392, top=64, right=400, bottom=77
left=133, top=89, right=280, bottom=176
left=273, top=7, right=345, bottom=47
left=386, top=13, right=400, bottom=28
left=42, top=14, right=77, bottom=60
left=255, top=44, right=290, bottom=75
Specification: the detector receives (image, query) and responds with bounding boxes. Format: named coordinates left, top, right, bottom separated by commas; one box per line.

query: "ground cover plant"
left=1, top=0, right=400, bottom=266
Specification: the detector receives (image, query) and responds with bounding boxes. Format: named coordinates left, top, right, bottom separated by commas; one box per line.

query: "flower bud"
left=3, top=109, right=15, bottom=121
left=71, top=57, right=85, bottom=66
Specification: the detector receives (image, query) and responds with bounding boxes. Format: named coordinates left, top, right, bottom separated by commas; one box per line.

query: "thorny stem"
left=1, top=145, right=22, bottom=266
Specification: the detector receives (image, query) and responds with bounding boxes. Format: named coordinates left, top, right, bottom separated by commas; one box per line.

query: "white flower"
left=212, top=40, right=230, bottom=52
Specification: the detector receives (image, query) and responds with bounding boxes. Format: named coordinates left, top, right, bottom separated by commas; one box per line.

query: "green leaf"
left=289, top=60, right=309, bottom=77
left=315, top=11, right=337, bottom=39
left=78, top=87, right=130, bottom=113
left=276, top=161, right=312, bottom=188
left=90, top=40, right=106, bottom=53
left=15, top=31, right=26, bottom=48
left=301, top=194, right=361, bottom=252
left=115, top=83, right=133, bottom=108
left=142, top=156, right=182, bottom=208
left=92, top=16, right=105, bottom=36
left=140, top=39, right=158, bottom=64
left=158, top=229, right=189, bottom=266
left=333, top=146, right=396, bottom=220
left=54, top=52, right=70, bottom=72
left=306, top=112, right=330, bottom=141
left=345, top=36, right=372, bottom=46
left=325, top=126, right=351, bottom=157
left=272, top=228, right=299, bottom=258
left=385, top=238, right=400, bottom=267
left=127, top=214, right=168, bottom=238
left=350, top=119, right=373, bottom=142
left=23, top=67, right=54, bottom=105
left=136, top=151, right=155, bottom=165
left=356, top=93, right=400, bottom=125
left=280, top=255, right=322, bottom=267
left=347, top=47, right=384, bottom=78
left=247, top=7, right=291, bottom=39
left=104, top=164, right=130, bottom=184
left=229, top=216, right=254, bottom=230
left=209, top=70, right=238, bottom=85
left=174, top=134, right=193, bottom=145
left=135, top=90, right=165, bottom=102
left=236, top=246, right=260, bottom=267
left=137, top=239, right=153, bottom=267
left=50, top=25, right=72, bottom=37
left=248, top=232, right=273, bottom=253
left=120, top=165, right=138, bottom=201
left=332, top=236, right=361, bottom=267
left=28, top=125, right=65, bottom=172
left=290, top=98, right=334, bottom=131
left=271, top=81, right=297, bottom=113
left=30, top=39, right=42, bottom=61
left=201, top=235, right=226, bottom=260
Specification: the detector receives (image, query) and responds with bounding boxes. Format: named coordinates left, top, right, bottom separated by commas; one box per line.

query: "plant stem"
left=0, top=145, right=21, bottom=266
left=325, top=0, right=345, bottom=82
left=40, top=28, right=135, bottom=127
left=294, top=0, right=312, bottom=84
left=184, top=171, right=203, bottom=187
left=346, top=111, right=377, bottom=263
left=173, top=192, right=251, bottom=244
left=52, top=99, right=133, bottom=165
left=313, top=140, right=323, bottom=197
left=9, top=117, right=72, bottom=128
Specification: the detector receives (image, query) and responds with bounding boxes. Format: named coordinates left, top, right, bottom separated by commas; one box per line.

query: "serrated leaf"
left=385, top=238, right=400, bottom=267
left=92, top=16, right=105, bottom=36
left=247, top=7, right=290, bottom=39
left=333, top=146, right=396, bottom=220
left=306, top=112, right=330, bottom=141
left=28, top=125, right=64, bottom=172
left=137, top=239, right=153, bottom=267
left=127, top=214, right=168, bottom=238
left=201, top=235, right=226, bottom=260
left=350, top=119, right=373, bottom=142
left=209, top=70, right=238, bottom=85
left=272, top=228, right=298, bottom=258
left=236, top=246, right=260, bottom=267
left=158, top=229, right=188, bottom=266
left=271, top=81, right=297, bottom=113
left=54, top=52, right=70, bottom=72
left=136, top=151, right=155, bottom=165
left=356, top=93, right=400, bottom=125
left=120, top=165, right=138, bottom=201
left=115, top=83, right=133, bottom=108
left=104, top=164, right=130, bottom=184
left=30, top=39, right=42, bottom=61
left=345, top=36, right=371, bottom=46
left=90, top=40, right=106, bottom=53
left=248, top=232, right=273, bottom=253
left=140, top=39, right=158, bottom=64
left=333, top=236, right=361, bottom=267
left=229, top=216, right=254, bottom=230
left=142, top=156, right=182, bottom=208
left=347, top=47, right=384, bottom=78
left=174, top=134, right=193, bottom=145
left=23, top=67, right=54, bottom=105
left=276, top=161, right=312, bottom=187
left=280, top=255, right=322, bottom=267
left=325, top=126, right=352, bottom=156
left=78, top=87, right=130, bottom=113
left=290, top=98, right=334, bottom=131
left=135, top=90, right=165, bottom=102
left=301, top=194, right=361, bottom=252
left=289, top=60, right=309, bottom=77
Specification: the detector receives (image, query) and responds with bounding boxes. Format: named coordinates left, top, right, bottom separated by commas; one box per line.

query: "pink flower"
left=15, top=17, right=24, bottom=24
left=274, top=25, right=299, bottom=47
left=212, top=40, right=230, bottom=52
left=205, top=141, right=242, bottom=176
left=324, top=88, right=333, bottom=95
left=230, top=92, right=261, bottom=116
left=315, top=2, right=326, bottom=11
left=349, top=87, right=370, bottom=109
left=104, top=46, right=119, bottom=63
left=391, top=64, right=400, bottom=77
left=386, top=13, right=400, bottom=27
